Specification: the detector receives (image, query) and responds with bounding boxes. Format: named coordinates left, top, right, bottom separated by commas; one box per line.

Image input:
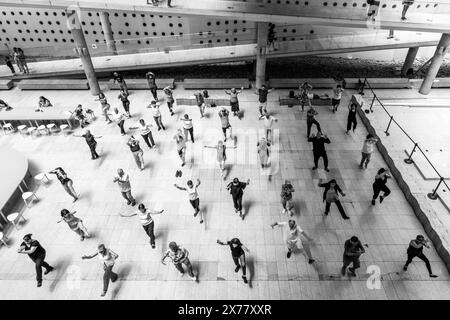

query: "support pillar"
left=401, top=47, right=419, bottom=77
left=99, top=12, right=117, bottom=55
left=419, top=34, right=450, bottom=95
left=66, top=8, right=100, bottom=96
left=255, top=22, right=268, bottom=88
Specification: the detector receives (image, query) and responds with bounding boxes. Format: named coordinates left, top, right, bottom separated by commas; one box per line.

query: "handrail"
left=362, top=78, right=450, bottom=199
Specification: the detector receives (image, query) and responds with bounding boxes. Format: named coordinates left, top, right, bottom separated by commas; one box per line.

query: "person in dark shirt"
left=372, top=168, right=392, bottom=205
left=341, top=236, right=365, bottom=276
left=280, top=180, right=295, bottom=216
left=146, top=71, right=158, bottom=100
left=319, top=179, right=349, bottom=219
left=194, top=90, right=206, bottom=118
left=48, top=167, right=79, bottom=202
left=217, top=238, right=250, bottom=284
left=74, top=104, right=89, bottom=128
left=4, top=55, right=15, bottom=75
left=17, top=234, right=54, bottom=287
left=112, top=72, right=128, bottom=95
left=118, top=89, right=131, bottom=118
left=346, top=102, right=357, bottom=134
left=254, top=85, right=275, bottom=117
left=73, top=130, right=102, bottom=159
left=306, top=105, right=321, bottom=138
left=267, top=23, right=277, bottom=51
left=308, top=131, right=330, bottom=171
left=403, top=235, right=438, bottom=278
left=226, top=178, right=250, bottom=219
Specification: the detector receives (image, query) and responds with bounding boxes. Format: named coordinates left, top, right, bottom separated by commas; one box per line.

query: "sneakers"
left=324, top=168, right=330, bottom=172
left=37, top=281, right=42, bottom=287
left=235, top=265, right=240, bottom=273
left=200, top=220, right=204, bottom=224
left=131, top=202, right=136, bottom=207
left=430, top=274, right=438, bottom=278
left=379, top=196, right=384, bottom=203
left=287, top=251, right=292, bottom=258
left=308, top=259, right=315, bottom=264
left=371, top=199, right=376, bottom=205
left=403, top=266, right=408, bottom=271
left=126, top=200, right=131, bottom=205
left=44, top=267, right=54, bottom=275
left=80, top=236, right=85, bottom=241
left=175, top=170, right=182, bottom=177
left=100, top=291, right=106, bottom=297
left=151, top=244, right=155, bottom=249
left=239, top=212, right=244, bottom=220
left=242, top=276, right=248, bottom=284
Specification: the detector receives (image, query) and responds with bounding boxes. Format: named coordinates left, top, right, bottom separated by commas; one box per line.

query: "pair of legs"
left=167, top=100, right=174, bottom=116
left=121, top=190, right=136, bottom=206
left=119, top=82, right=128, bottom=95
left=401, top=4, right=411, bottom=20
left=259, top=152, right=269, bottom=168
left=6, top=62, right=15, bottom=74
left=232, top=194, right=244, bottom=218
left=20, top=60, right=29, bottom=74
left=62, top=180, right=78, bottom=201
left=118, top=119, right=126, bottom=135
left=360, top=152, right=372, bottom=168
left=132, top=150, right=144, bottom=170
left=150, top=87, right=158, bottom=100
left=325, top=200, right=349, bottom=219
left=178, top=147, right=186, bottom=166
left=153, top=116, right=165, bottom=130
left=89, top=144, right=99, bottom=159
left=141, top=132, right=155, bottom=148
left=265, top=128, right=273, bottom=143
left=306, top=119, right=321, bottom=137
left=232, top=253, right=248, bottom=283
left=31, top=254, right=53, bottom=285
left=287, top=241, right=314, bottom=263
left=281, top=198, right=294, bottom=216
left=222, top=125, right=232, bottom=141
left=174, top=258, right=195, bottom=278
left=341, top=255, right=360, bottom=276
left=14, top=58, right=24, bottom=72
left=103, top=108, right=112, bottom=123
left=259, top=102, right=267, bottom=116
left=346, top=115, right=357, bottom=133
left=231, top=102, right=239, bottom=116
left=184, top=127, right=194, bottom=143
left=102, top=265, right=118, bottom=295
left=72, top=221, right=90, bottom=240
left=198, top=103, right=206, bottom=118
left=189, top=198, right=204, bottom=223
left=404, top=253, right=436, bottom=276
left=331, top=99, right=341, bottom=112
left=122, top=102, right=131, bottom=117
left=143, top=222, right=155, bottom=247
left=372, top=183, right=391, bottom=205
left=313, top=152, right=328, bottom=170
left=218, top=159, right=226, bottom=177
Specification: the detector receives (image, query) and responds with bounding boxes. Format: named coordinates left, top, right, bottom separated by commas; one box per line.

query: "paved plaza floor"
left=0, top=86, right=449, bottom=299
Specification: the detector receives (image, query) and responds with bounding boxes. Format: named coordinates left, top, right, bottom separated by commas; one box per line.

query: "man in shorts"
left=254, top=85, right=275, bottom=117
left=219, top=107, right=232, bottom=141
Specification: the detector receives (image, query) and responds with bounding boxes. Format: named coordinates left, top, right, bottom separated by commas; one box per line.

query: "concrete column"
left=419, top=34, right=450, bottom=95
left=255, top=22, right=269, bottom=88
left=401, top=47, right=419, bottom=77
left=99, top=12, right=117, bottom=55
left=66, top=8, right=100, bottom=96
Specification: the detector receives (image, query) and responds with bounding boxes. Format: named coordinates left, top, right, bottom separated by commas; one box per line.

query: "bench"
left=176, top=98, right=230, bottom=106
left=107, top=78, right=175, bottom=90
left=345, top=78, right=412, bottom=89
left=18, top=79, right=89, bottom=90
left=183, top=78, right=251, bottom=89
left=279, top=95, right=331, bottom=106
left=269, top=78, right=337, bottom=89
left=0, top=80, right=13, bottom=90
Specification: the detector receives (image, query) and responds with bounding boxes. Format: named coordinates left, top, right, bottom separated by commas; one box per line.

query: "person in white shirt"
left=129, top=119, right=155, bottom=149
left=161, top=242, right=196, bottom=280
left=271, top=219, right=315, bottom=263
left=174, top=179, right=203, bottom=224
left=173, top=129, right=186, bottom=166
left=257, top=137, right=271, bottom=169
left=113, top=168, right=136, bottom=206
left=82, top=244, right=119, bottom=297
left=360, top=134, right=378, bottom=169
left=181, top=114, right=194, bottom=143
left=259, top=111, right=278, bottom=143
left=111, top=107, right=126, bottom=135
left=148, top=100, right=165, bottom=130
left=120, top=203, right=164, bottom=248
left=331, top=84, right=344, bottom=113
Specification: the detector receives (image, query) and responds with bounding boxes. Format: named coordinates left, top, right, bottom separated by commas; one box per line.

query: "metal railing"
left=362, top=78, right=449, bottom=200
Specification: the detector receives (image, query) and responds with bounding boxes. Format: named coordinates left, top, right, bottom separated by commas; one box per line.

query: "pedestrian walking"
left=194, top=90, right=206, bottom=118
left=174, top=179, right=203, bottom=224
left=401, top=0, right=414, bottom=20
left=257, top=137, right=271, bottom=168
left=306, top=105, right=321, bottom=138
left=259, top=112, right=277, bottom=143
left=271, top=220, right=315, bottom=263
left=36, top=96, right=52, bottom=112
left=13, top=48, right=23, bottom=73
left=341, top=236, right=365, bottom=276
left=204, top=140, right=236, bottom=178
left=112, top=107, right=127, bottom=135
left=299, top=82, right=313, bottom=112
left=17, top=47, right=29, bottom=74
left=118, top=89, right=131, bottom=118
left=174, top=129, right=186, bottom=167
left=319, top=179, right=349, bottom=219
left=226, top=178, right=250, bottom=219
left=4, top=55, right=15, bottom=75
left=224, top=87, right=244, bottom=117
left=308, top=131, right=330, bottom=171
left=331, top=84, right=344, bottom=113
left=371, top=168, right=391, bottom=205
left=360, top=134, right=378, bottom=169
left=255, top=85, right=275, bottom=116
left=218, top=107, right=233, bottom=141
left=181, top=114, right=194, bottom=143
left=148, top=100, right=165, bottom=130
left=126, top=135, right=145, bottom=170
left=162, top=242, right=196, bottom=280
left=57, top=209, right=90, bottom=241
left=113, top=168, right=136, bottom=206
left=82, top=244, right=119, bottom=296
left=48, top=167, right=79, bottom=202
left=403, top=235, right=438, bottom=278
left=17, top=234, right=54, bottom=287
left=96, top=92, right=112, bottom=123
left=217, top=238, right=250, bottom=283
left=163, top=86, right=175, bottom=116
left=112, top=72, right=128, bottom=95
left=346, top=102, right=358, bottom=134
left=281, top=180, right=295, bottom=216
left=146, top=71, right=158, bottom=100
left=129, top=119, right=155, bottom=149
left=120, top=203, right=164, bottom=248
left=73, top=130, right=101, bottom=160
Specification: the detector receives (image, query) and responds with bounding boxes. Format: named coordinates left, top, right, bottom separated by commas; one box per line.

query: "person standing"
left=194, top=90, right=206, bottom=118
left=146, top=71, right=158, bottom=100
left=182, top=114, right=194, bottom=143
left=17, top=47, right=29, bottom=74
left=218, top=107, right=233, bottom=142
left=57, top=209, right=90, bottom=241
left=226, top=178, right=250, bottom=219
left=204, top=140, right=236, bottom=178
left=267, top=23, right=277, bottom=51
left=257, top=137, right=271, bottom=169
left=126, top=135, right=145, bottom=170
left=259, top=112, right=277, bottom=143
left=4, top=55, right=15, bottom=75
left=217, top=238, right=250, bottom=283
left=161, top=242, right=196, bottom=281
left=224, top=87, right=244, bottom=117
left=403, top=235, right=438, bottom=278
left=49, top=167, right=79, bottom=202
left=308, top=131, right=330, bottom=171
left=73, top=130, right=101, bottom=160
left=163, top=86, right=175, bottom=116
left=148, top=100, right=165, bottom=130
left=96, top=92, right=112, bottom=123
left=306, top=105, right=321, bottom=138
left=174, top=179, right=203, bottom=224
left=280, top=180, right=295, bottom=216
left=255, top=85, right=275, bottom=116
left=360, top=134, right=378, bottom=169
left=113, top=168, right=136, bottom=206
left=270, top=220, right=315, bottom=263
left=346, top=102, right=357, bottom=134
left=17, top=234, right=54, bottom=287
left=173, top=129, right=186, bottom=167
left=13, top=48, right=23, bottom=73
left=112, top=72, right=128, bottom=95
left=112, top=107, right=127, bottom=136
left=82, top=244, right=119, bottom=297
left=119, top=203, right=164, bottom=248
left=371, top=168, right=391, bottom=205
left=129, top=119, right=155, bottom=149
left=401, top=0, right=414, bottom=20
left=319, top=179, right=349, bottom=219
left=118, top=89, right=131, bottom=118
left=299, top=82, right=313, bottom=112
left=341, top=236, right=365, bottom=276
left=331, top=84, right=344, bottom=113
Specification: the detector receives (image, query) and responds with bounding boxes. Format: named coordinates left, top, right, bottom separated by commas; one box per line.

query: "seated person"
left=36, top=96, right=53, bottom=112
left=0, top=99, right=12, bottom=111
left=74, top=104, right=89, bottom=128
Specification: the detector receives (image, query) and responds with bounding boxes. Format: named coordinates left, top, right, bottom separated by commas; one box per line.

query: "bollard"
left=427, top=177, right=444, bottom=200
left=384, top=115, right=394, bottom=136
left=404, top=143, right=418, bottom=164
